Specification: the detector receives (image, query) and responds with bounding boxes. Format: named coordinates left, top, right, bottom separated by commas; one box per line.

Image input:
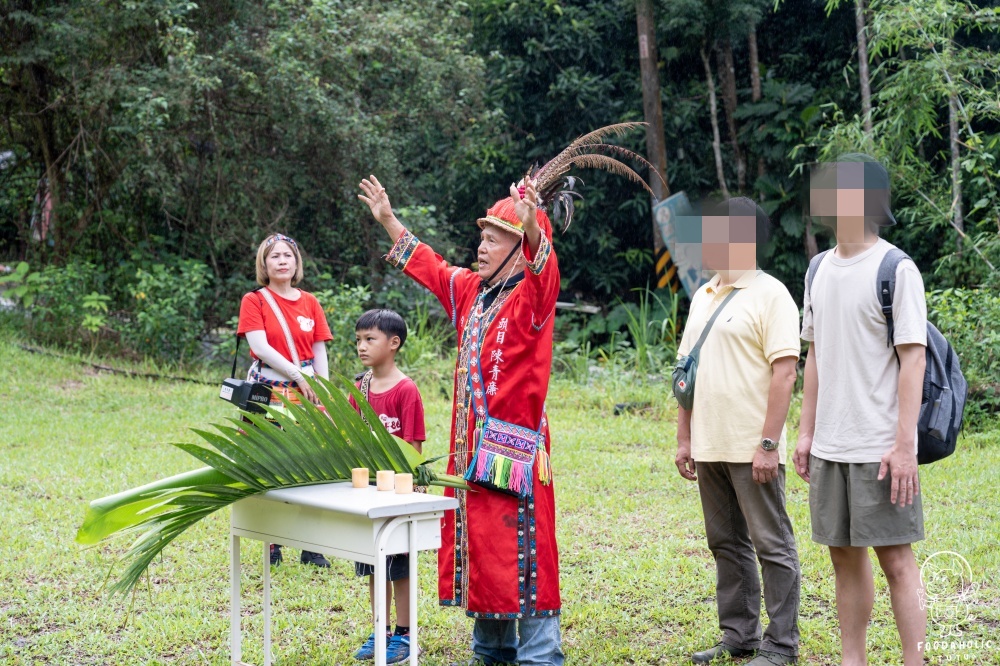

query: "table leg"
left=409, top=520, right=418, bottom=666
left=373, top=516, right=410, bottom=666
left=263, top=542, right=272, bottom=666
left=231, top=534, right=241, bottom=665
left=374, top=546, right=387, bottom=666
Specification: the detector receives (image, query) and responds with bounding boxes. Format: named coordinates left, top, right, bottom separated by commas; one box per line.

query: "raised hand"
left=510, top=179, right=538, bottom=227
left=509, top=178, right=541, bottom=252
left=358, top=175, right=395, bottom=227
left=358, top=175, right=405, bottom=242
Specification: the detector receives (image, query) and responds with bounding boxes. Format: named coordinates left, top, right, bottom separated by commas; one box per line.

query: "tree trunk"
left=718, top=38, right=745, bottom=192
left=804, top=203, right=819, bottom=261
left=748, top=24, right=765, bottom=186
left=701, top=45, right=729, bottom=199
left=855, top=0, right=873, bottom=135
left=949, top=92, right=963, bottom=257
left=25, top=64, right=62, bottom=254
left=748, top=27, right=761, bottom=102
left=636, top=0, right=671, bottom=245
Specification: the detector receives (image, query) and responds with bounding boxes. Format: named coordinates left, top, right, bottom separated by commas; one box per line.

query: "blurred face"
left=700, top=214, right=757, bottom=273
left=810, top=162, right=885, bottom=241
left=265, top=241, right=296, bottom=284
left=477, top=225, right=522, bottom=284
left=355, top=328, right=399, bottom=368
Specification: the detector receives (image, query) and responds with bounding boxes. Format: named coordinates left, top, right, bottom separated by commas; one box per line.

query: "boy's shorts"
left=809, top=454, right=924, bottom=547
left=355, top=554, right=410, bottom=581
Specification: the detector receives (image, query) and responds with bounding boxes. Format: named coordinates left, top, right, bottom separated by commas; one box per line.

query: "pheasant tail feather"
left=531, top=122, right=665, bottom=231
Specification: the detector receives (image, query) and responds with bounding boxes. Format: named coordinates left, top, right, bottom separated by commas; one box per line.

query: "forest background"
left=1, top=0, right=998, bottom=417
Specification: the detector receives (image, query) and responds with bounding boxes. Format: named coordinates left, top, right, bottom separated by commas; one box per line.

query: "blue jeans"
left=471, top=616, right=564, bottom=666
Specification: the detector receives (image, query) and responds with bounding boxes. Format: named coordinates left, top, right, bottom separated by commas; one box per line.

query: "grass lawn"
left=2, top=337, right=998, bottom=665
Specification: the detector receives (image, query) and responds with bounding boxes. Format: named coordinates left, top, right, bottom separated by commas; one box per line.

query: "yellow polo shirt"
left=677, top=270, right=800, bottom=463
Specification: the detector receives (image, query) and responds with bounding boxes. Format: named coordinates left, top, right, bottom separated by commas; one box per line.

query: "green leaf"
left=77, top=372, right=467, bottom=597
left=76, top=467, right=240, bottom=545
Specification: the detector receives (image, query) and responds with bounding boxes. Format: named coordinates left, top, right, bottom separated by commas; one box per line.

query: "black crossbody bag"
left=672, top=288, right=740, bottom=410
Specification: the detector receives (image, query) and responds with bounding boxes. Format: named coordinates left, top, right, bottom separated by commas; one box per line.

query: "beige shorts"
left=809, top=454, right=924, bottom=547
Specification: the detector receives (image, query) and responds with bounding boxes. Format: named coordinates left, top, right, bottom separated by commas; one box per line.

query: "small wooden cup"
left=394, top=473, right=414, bottom=495
left=351, top=468, right=369, bottom=488
left=376, top=470, right=395, bottom=491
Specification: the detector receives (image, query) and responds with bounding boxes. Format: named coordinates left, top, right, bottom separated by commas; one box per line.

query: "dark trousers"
left=696, top=461, right=801, bottom=656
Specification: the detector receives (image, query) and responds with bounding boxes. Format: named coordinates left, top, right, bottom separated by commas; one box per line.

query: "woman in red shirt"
left=236, top=233, right=334, bottom=567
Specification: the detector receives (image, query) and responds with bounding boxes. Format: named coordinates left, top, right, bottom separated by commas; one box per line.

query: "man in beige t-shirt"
left=794, top=156, right=927, bottom=666
left=675, top=198, right=801, bottom=665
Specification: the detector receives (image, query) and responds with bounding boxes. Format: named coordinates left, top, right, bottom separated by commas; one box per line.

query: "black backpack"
left=807, top=247, right=968, bottom=464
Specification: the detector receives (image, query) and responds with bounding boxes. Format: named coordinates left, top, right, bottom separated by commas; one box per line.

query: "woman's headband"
left=264, top=233, right=297, bottom=249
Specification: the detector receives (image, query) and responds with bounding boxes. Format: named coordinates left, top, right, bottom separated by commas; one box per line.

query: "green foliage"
left=619, top=287, right=682, bottom=376
left=0, top=261, right=40, bottom=307
left=311, top=281, right=372, bottom=375
left=927, top=288, right=1000, bottom=426
left=552, top=338, right=596, bottom=385
left=458, top=0, right=654, bottom=296
left=397, top=301, right=455, bottom=386
left=22, top=262, right=112, bottom=349
left=125, top=261, right=212, bottom=364
left=811, top=0, right=1000, bottom=287
left=1, top=0, right=490, bottom=323
left=553, top=287, right=681, bottom=384
left=80, top=291, right=111, bottom=355
left=3, top=0, right=998, bottom=372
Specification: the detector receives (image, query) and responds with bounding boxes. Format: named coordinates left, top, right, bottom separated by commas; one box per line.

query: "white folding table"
left=229, top=482, right=458, bottom=666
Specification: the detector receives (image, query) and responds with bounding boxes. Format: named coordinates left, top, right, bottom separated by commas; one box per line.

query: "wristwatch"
left=760, top=437, right=778, bottom=451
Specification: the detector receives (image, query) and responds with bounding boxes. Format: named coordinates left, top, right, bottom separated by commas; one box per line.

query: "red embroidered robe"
left=386, top=228, right=561, bottom=619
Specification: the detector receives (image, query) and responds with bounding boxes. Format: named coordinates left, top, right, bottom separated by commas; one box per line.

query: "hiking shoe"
left=269, top=544, right=283, bottom=566
left=299, top=550, right=331, bottom=567
left=354, top=632, right=389, bottom=661
left=746, top=650, right=796, bottom=665
left=692, top=642, right=756, bottom=663
left=386, top=633, right=411, bottom=664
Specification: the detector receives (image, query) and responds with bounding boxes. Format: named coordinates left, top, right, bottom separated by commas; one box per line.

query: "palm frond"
left=76, top=374, right=467, bottom=597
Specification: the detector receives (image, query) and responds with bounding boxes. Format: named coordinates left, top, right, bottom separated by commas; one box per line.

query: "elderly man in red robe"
left=359, top=174, right=563, bottom=666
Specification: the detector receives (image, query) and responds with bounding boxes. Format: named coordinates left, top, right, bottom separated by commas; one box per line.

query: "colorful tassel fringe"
left=536, top=447, right=552, bottom=486
left=467, top=449, right=533, bottom=497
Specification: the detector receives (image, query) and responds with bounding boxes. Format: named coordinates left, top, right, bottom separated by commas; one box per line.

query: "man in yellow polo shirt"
left=675, top=197, right=802, bottom=665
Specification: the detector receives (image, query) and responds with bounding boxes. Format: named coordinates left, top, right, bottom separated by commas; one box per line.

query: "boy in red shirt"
left=349, top=309, right=426, bottom=663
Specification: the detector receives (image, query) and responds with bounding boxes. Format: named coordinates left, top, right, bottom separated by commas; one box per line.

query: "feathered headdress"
left=530, top=122, right=667, bottom=231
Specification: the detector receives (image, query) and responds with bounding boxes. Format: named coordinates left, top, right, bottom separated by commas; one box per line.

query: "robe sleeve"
left=517, top=232, right=560, bottom=334
left=385, top=228, right=478, bottom=327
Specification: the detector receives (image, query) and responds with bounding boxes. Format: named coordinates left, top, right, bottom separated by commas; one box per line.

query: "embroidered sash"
left=463, top=294, right=548, bottom=498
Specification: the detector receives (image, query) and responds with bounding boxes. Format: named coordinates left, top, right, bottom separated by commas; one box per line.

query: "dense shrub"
left=312, top=282, right=372, bottom=376
left=123, top=261, right=213, bottom=364
left=552, top=287, right=682, bottom=383
left=396, top=301, right=457, bottom=393
left=21, top=262, right=112, bottom=352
